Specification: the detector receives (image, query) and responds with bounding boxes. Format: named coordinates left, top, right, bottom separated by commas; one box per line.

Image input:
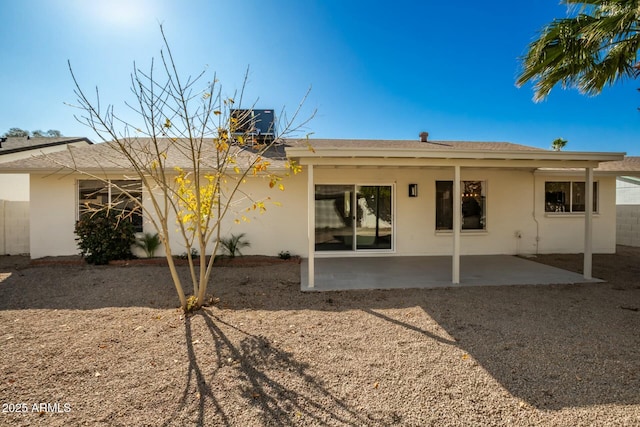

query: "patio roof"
left=293, top=139, right=622, bottom=289
left=285, top=139, right=625, bottom=169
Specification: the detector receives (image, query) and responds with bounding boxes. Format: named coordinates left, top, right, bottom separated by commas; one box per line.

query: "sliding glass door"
left=315, top=184, right=392, bottom=252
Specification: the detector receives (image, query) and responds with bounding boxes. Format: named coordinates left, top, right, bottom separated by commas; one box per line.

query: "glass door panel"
left=356, top=186, right=392, bottom=250
left=315, top=185, right=354, bottom=251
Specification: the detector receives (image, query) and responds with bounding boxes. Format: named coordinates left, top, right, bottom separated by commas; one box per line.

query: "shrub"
left=135, top=232, right=162, bottom=258
left=278, top=250, right=291, bottom=260
left=219, top=233, right=250, bottom=258
left=74, top=210, right=136, bottom=265
left=177, top=248, right=199, bottom=260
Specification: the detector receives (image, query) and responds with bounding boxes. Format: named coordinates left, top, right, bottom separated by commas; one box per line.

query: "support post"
left=453, top=165, right=461, bottom=284
left=307, top=164, right=315, bottom=288
left=583, top=167, right=593, bottom=280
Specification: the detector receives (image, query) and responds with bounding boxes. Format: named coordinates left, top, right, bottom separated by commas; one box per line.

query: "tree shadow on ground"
left=415, top=283, right=640, bottom=410
left=162, top=309, right=371, bottom=426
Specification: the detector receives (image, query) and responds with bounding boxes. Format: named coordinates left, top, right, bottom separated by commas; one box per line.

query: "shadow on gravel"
left=417, top=282, right=640, bottom=410
left=1, top=250, right=638, bottom=413
left=163, top=309, right=370, bottom=426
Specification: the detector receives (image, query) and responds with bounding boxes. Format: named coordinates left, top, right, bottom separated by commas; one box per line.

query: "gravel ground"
left=0, top=248, right=638, bottom=426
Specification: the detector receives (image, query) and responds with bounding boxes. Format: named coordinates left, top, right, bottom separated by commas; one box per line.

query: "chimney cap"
left=419, top=131, right=429, bottom=142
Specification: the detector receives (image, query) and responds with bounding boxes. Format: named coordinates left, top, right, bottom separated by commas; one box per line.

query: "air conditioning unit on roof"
left=231, top=109, right=276, bottom=142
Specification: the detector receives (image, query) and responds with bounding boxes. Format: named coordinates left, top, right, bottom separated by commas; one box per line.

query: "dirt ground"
left=0, top=248, right=638, bottom=426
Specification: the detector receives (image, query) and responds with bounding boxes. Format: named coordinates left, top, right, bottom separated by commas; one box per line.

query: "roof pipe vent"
left=419, top=131, right=429, bottom=142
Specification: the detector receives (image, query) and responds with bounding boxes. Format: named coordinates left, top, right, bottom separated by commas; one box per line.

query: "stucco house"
left=0, top=136, right=93, bottom=254
left=0, top=135, right=634, bottom=286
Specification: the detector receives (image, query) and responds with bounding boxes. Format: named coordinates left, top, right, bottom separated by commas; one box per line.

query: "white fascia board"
left=537, top=169, right=640, bottom=177
left=285, top=146, right=625, bottom=163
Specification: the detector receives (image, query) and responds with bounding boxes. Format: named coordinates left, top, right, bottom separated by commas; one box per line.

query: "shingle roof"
left=0, top=137, right=93, bottom=156
left=0, top=137, right=627, bottom=173
left=285, top=138, right=545, bottom=152
left=0, top=138, right=287, bottom=172
left=596, top=156, right=640, bottom=174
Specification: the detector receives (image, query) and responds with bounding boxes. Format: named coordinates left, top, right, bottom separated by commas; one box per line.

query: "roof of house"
left=285, top=138, right=625, bottom=168
left=0, top=137, right=628, bottom=174
left=0, top=138, right=288, bottom=173
left=284, top=138, right=544, bottom=152
left=596, top=156, right=640, bottom=175
left=0, top=137, right=93, bottom=156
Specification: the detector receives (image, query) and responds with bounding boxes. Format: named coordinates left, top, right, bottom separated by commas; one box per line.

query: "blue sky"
left=1, top=0, right=638, bottom=154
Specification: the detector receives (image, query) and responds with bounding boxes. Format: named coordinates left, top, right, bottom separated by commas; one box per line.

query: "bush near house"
left=74, top=210, right=136, bottom=265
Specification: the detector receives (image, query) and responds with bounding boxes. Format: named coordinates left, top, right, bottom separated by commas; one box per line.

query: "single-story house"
left=0, top=136, right=93, bottom=254
left=0, top=135, right=637, bottom=286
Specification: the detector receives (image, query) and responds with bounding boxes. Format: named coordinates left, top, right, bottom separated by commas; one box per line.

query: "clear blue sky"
left=1, top=0, right=638, bottom=154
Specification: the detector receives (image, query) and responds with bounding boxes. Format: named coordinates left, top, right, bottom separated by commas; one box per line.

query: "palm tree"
left=517, top=0, right=640, bottom=101
left=552, top=137, right=568, bottom=151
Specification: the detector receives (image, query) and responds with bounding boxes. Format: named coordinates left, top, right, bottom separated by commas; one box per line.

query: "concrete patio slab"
left=300, top=255, right=603, bottom=291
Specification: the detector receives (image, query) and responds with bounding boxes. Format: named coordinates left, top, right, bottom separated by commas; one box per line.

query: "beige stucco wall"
left=312, top=167, right=617, bottom=256
left=535, top=174, right=617, bottom=254
left=0, top=175, right=29, bottom=201
left=29, top=171, right=309, bottom=259
left=313, top=167, right=541, bottom=256
left=28, top=167, right=618, bottom=259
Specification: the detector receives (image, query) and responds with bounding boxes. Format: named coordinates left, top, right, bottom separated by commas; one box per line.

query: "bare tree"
left=64, top=25, right=312, bottom=311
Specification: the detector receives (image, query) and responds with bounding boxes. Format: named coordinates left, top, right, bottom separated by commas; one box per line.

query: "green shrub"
left=135, top=232, right=162, bottom=258
left=278, top=250, right=291, bottom=260
left=220, top=233, right=250, bottom=258
left=74, top=210, right=136, bottom=265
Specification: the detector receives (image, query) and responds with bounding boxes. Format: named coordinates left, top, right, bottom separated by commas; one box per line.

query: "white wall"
left=0, top=175, right=29, bottom=201
left=28, top=167, right=619, bottom=258
left=534, top=174, right=617, bottom=254
left=617, top=177, right=640, bottom=205
left=312, top=167, right=616, bottom=256
left=29, top=171, right=309, bottom=259
left=30, top=174, right=78, bottom=258
left=616, top=177, right=640, bottom=246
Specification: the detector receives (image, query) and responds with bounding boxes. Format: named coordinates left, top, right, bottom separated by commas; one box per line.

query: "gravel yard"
left=0, top=248, right=638, bottom=426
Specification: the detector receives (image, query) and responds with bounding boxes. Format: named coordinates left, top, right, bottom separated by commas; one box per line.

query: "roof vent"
left=419, top=131, right=429, bottom=142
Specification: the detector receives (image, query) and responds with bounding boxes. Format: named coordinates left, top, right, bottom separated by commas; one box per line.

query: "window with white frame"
left=78, top=180, right=143, bottom=232
left=436, top=180, right=486, bottom=230
left=544, top=181, right=598, bottom=213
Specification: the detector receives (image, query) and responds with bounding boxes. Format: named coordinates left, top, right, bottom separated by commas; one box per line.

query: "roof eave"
left=285, top=146, right=626, bottom=162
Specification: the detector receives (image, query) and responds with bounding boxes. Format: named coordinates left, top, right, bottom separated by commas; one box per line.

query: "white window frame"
left=544, top=180, right=599, bottom=215
left=76, top=179, right=143, bottom=231
left=314, top=182, right=396, bottom=255
left=435, top=180, right=488, bottom=233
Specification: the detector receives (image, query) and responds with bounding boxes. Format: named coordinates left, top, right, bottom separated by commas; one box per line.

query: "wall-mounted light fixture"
left=408, top=183, right=418, bottom=198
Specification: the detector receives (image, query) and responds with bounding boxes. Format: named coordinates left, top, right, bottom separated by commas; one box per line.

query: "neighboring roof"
left=596, top=156, right=640, bottom=176
left=0, top=137, right=93, bottom=156
left=0, top=138, right=287, bottom=173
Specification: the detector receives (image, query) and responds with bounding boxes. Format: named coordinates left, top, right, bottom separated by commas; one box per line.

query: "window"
left=315, top=184, right=393, bottom=251
left=545, top=181, right=598, bottom=213
left=78, top=180, right=143, bottom=232
left=436, top=181, right=486, bottom=231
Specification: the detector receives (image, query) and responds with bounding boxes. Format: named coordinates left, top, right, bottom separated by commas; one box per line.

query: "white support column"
left=583, top=167, right=593, bottom=280
left=453, top=165, right=461, bottom=284
left=307, top=164, right=315, bottom=288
